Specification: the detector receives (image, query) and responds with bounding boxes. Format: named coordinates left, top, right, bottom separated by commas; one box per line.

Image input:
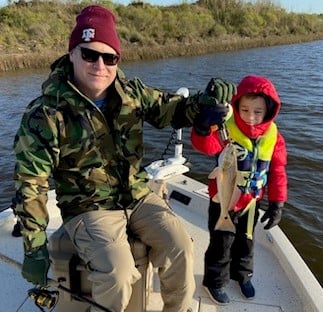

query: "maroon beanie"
left=69, top=5, right=121, bottom=55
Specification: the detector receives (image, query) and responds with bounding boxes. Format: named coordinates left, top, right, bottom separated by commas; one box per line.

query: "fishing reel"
left=28, top=287, right=59, bottom=311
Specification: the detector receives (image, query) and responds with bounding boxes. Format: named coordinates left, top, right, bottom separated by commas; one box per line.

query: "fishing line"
left=15, top=294, right=29, bottom=312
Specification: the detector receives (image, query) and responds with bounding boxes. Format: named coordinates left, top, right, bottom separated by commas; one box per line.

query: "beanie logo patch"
left=82, top=28, right=95, bottom=42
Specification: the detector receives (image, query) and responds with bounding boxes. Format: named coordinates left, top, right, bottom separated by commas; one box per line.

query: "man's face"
left=69, top=41, right=119, bottom=100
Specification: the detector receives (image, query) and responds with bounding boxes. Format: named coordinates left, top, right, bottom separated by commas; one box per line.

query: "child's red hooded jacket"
left=191, top=75, right=287, bottom=209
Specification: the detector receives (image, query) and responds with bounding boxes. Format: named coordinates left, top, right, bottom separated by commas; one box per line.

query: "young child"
left=191, top=75, right=288, bottom=304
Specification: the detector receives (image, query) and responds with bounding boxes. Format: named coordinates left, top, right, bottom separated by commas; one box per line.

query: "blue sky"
left=0, top=0, right=323, bottom=14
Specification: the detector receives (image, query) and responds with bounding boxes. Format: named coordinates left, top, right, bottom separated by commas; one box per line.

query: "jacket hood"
left=230, top=75, right=281, bottom=139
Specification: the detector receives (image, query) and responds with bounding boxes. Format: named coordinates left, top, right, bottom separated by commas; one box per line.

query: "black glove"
left=193, top=102, right=229, bottom=136
left=22, top=245, right=50, bottom=286
left=193, top=78, right=236, bottom=136
left=260, top=202, right=283, bottom=230
left=204, top=78, right=237, bottom=104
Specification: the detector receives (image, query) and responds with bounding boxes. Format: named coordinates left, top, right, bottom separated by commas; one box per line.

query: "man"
left=13, top=5, right=235, bottom=312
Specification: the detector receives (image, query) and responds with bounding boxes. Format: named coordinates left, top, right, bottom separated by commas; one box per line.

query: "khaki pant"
left=64, top=193, right=195, bottom=312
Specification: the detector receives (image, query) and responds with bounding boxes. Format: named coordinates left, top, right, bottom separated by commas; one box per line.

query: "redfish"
left=209, top=142, right=242, bottom=233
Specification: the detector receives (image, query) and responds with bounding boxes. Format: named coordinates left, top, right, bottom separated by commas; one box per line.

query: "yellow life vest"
left=226, top=117, right=278, bottom=239
left=226, top=117, right=278, bottom=197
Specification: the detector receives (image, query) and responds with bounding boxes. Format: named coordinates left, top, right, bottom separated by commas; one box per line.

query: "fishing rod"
left=0, top=252, right=112, bottom=312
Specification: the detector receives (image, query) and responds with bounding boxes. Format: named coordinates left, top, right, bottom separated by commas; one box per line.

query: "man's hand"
left=193, top=78, right=236, bottom=136
left=22, top=245, right=50, bottom=286
left=204, top=78, right=236, bottom=104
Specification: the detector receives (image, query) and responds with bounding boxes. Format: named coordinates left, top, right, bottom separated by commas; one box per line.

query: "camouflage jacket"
left=14, top=55, right=200, bottom=251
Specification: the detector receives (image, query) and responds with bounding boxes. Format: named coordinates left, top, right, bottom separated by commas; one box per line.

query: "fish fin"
left=211, top=194, right=219, bottom=203
left=208, top=167, right=218, bottom=179
left=228, top=187, right=242, bottom=211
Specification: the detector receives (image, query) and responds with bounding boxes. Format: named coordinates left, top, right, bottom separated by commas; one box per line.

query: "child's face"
left=238, top=95, right=267, bottom=126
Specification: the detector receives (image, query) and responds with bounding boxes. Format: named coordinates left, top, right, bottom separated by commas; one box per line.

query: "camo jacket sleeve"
left=122, top=76, right=201, bottom=129
left=13, top=98, right=58, bottom=252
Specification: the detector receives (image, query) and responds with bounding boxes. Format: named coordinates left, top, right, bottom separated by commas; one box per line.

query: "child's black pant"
left=203, top=200, right=260, bottom=288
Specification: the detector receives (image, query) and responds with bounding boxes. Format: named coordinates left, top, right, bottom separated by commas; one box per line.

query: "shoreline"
left=1, top=34, right=323, bottom=73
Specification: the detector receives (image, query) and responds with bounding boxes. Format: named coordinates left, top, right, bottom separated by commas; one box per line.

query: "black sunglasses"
left=77, top=46, right=120, bottom=66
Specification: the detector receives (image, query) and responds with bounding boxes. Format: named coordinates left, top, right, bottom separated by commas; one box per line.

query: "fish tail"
left=214, top=213, right=236, bottom=233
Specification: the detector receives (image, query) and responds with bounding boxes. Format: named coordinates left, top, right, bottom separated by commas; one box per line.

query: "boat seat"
left=48, top=225, right=150, bottom=312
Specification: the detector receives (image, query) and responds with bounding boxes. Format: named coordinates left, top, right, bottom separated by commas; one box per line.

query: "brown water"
left=0, top=40, right=322, bottom=285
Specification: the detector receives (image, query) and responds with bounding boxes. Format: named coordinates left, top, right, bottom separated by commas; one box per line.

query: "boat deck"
left=146, top=175, right=322, bottom=312
left=0, top=176, right=322, bottom=312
